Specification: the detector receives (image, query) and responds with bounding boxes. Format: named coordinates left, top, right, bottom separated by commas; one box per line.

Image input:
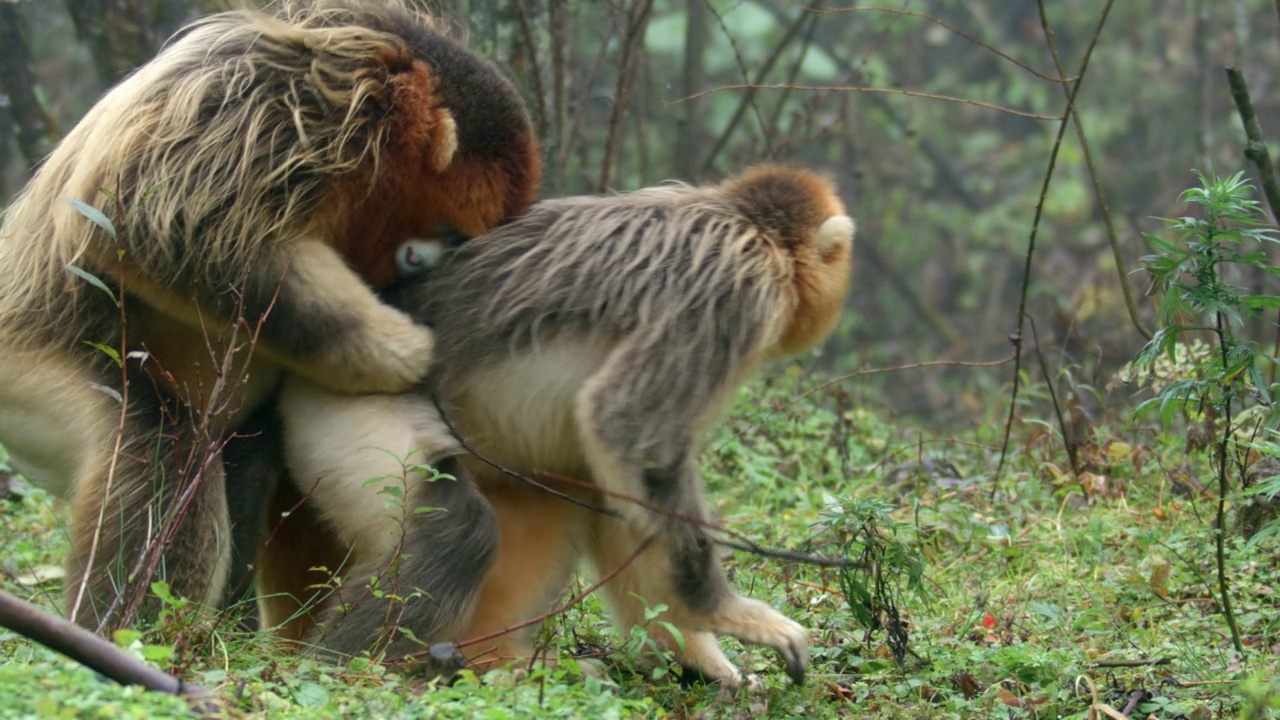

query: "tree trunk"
left=64, top=0, right=196, bottom=87
left=0, top=5, right=57, bottom=175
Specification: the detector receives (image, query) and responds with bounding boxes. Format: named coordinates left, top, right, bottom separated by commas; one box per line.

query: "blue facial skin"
left=395, top=224, right=469, bottom=277
left=395, top=238, right=446, bottom=276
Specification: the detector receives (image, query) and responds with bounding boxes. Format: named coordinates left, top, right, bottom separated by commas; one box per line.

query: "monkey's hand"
left=316, top=306, right=435, bottom=394
left=240, top=241, right=435, bottom=394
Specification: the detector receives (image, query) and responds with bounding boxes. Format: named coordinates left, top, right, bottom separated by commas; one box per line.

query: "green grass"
left=1, top=369, right=1278, bottom=718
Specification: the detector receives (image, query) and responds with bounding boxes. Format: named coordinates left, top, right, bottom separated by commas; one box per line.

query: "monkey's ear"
left=815, top=215, right=854, bottom=259
left=390, top=61, right=460, bottom=173
left=427, top=110, right=458, bottom=173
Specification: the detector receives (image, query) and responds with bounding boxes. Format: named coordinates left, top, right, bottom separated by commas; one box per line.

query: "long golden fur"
left=269, top=165, right=853, bottom=686
left=0, top=0, right=539, bottom=630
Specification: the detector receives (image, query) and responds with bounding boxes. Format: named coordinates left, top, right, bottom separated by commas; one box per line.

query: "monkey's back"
left=414, top=186, right=787, bottom=387
left=0, top=0, right=533, bottom=351
left=395, top=165, right=853, bottom=475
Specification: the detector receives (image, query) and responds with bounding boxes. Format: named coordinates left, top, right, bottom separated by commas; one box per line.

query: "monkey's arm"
left=237, top=241, right=434, bottom=394
left=116, top=241, right=434, bottom=394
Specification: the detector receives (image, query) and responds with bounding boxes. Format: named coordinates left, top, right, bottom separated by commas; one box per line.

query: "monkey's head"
left=297, top=1, right=542, bottom=285
left=385, top=21, right=542, bottom=238
left=722, top=165, right=854, bottom=359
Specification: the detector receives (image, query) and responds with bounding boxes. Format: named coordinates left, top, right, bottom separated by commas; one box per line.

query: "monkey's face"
left=396, top=239, right=447, bottom=276
left=394, top=230, right=465, bottom=278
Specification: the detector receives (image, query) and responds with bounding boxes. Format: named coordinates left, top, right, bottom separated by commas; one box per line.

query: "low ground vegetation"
left=2, top=361, right=1277, bottom=718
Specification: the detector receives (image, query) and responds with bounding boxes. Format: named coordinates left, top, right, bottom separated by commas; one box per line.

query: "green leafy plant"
left=613, top=600, right=684, bottom=682
left=1131, top=169, right=1280, bottom=655
left=816, top=496, right=925, bottom=667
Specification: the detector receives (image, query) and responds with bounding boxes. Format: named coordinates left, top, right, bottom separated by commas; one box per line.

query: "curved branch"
left=993, top=0, right=1115, bottom=493
left=1045, top=15, right=1151, bottom=340
left=0, top=589, right=225, bottom=718
left=677, top=84, right=1059, bottom=121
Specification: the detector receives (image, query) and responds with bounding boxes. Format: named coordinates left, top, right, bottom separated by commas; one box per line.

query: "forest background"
left=0, top=1, right=1278, bottom=719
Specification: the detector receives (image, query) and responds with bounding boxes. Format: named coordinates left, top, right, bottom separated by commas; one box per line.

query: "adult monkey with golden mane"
left=0, top=0, right=539, bottom=631
left=273, top=165, right=854, bottom=687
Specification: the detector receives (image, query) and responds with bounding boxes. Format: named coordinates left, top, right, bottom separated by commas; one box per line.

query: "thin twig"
left=757, top=0, right=983, bottom=210
left=716, top=538, right=865, bottom=568
left=563, top=10, right=612, bottom=190
left=598, top=0, right=654, bottom=192
left=782, top=355, right=1015, bottom=409
left=119, top=278, right=275, bottom=628
left=533, top=470, right=864, bottom=569
left=73, top=242, right=133, bottom=630
left=1029, top=317, right=1080, bottom=480
left=1091, top=656, right=1173, bottom=668
left=404, top=536, right=655, bottom=662
left=676, top=84, right=1059, bottom=121
left=430, top=395, right=860, bottom=569
left=1043, top=16, right=1150, bottom=340
left=816, top=7, right=1073, bottom=83
left=698, top=1, right=813, bottom=174
left=1212, top=310, right=1246, bottom=655
left=513, top=0, right=549, bottom=140
left=762, top=4, right=823, bottom=154
left=429, top=394, right=618, bottom=518
left=993, top=0, right=1114, bottom=495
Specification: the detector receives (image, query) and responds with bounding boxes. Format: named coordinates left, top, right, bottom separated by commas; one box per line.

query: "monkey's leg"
left=452, top=479, right=588, bottom=673
left=311, top=456, right=499, bottom=664
left=572, top=333, right=742, bottom=534
left=278, top=378, right=496, bottom=663
left=572, top=339, right=807, bottom=682
left=220, top=401, right=285, bottom=626
left=66, top=381, right=231, bottom=632
left=256, top=475, right=345, bottom=643
left=586, top=508, right=809, bottom=686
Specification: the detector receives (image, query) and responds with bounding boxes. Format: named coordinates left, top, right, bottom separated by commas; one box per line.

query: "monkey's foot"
left=708, top=596, right=809, bottom=684
left=673, top=631, right=748, bottom=687
left=715, top=674, right=764, bottom=699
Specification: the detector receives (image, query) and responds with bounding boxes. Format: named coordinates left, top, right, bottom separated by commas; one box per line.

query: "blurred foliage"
left=3, top=0, right=1280, bottom=420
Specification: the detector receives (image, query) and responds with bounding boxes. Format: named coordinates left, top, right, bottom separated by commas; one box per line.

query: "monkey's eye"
left=434, top=223, right=470, bottom=249
left=396, top=239, right=446, bottom=276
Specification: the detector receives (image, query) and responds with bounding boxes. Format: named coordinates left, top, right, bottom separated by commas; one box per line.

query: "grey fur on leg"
left=309, top=457, right=499, bottom=666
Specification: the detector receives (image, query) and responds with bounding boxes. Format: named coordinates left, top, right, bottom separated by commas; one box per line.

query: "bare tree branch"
left=1225, top=66, right=1280, bottom=223
left=598, top=0, right=653, bottom=192
left=675, top=0, right=706, bottom=179
left=1043, top=2, right=1151, bottom=340
left=699, top=2, right=814, bottom=176
left=0, top=589, right=226, bottom=718
left=993, top=0, right=1115, bottom=494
